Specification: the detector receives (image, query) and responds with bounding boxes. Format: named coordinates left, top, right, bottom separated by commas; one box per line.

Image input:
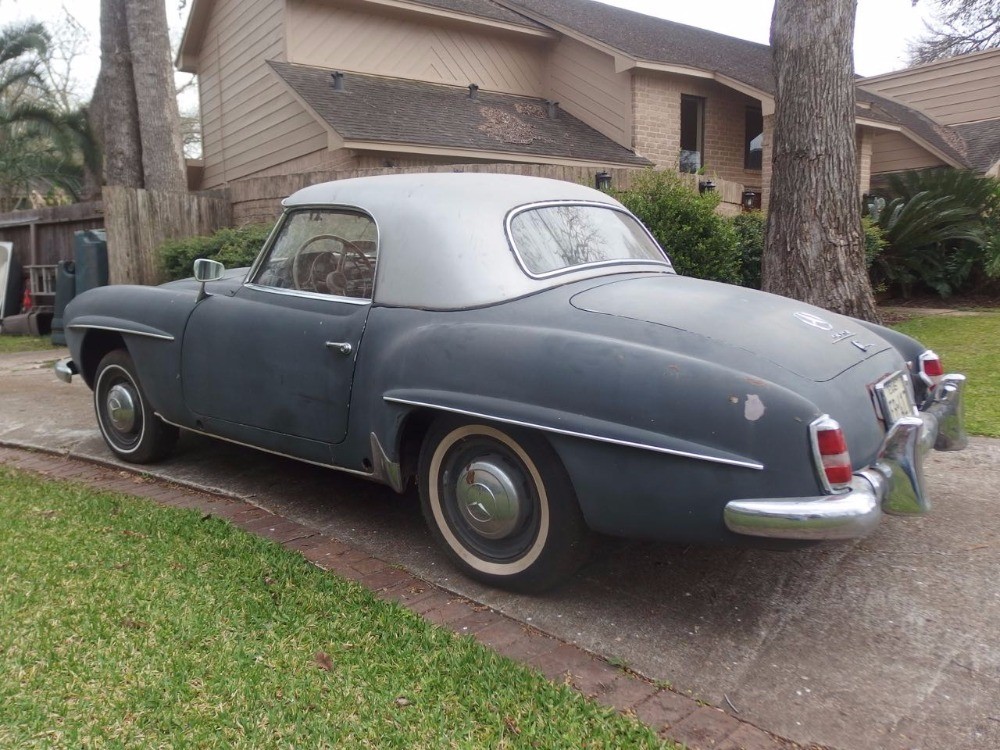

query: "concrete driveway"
left=2, top=348, right=998, bottom=750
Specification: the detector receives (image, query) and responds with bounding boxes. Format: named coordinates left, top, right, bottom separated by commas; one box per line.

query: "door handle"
left=326, top=341, right=353, bottom=356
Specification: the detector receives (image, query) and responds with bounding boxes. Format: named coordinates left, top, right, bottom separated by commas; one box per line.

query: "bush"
left=615, top=170, right=742, bottom=284
left=159, top=223, right=273, bottom=281
left=871, top=169, right=1000, bottom=297
left=732, top=210, right=765, bottom=288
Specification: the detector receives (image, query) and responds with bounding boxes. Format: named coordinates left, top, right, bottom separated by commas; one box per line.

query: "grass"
left=892, top=311, right=1000, bottom=438
left=0, top=335, right=60, bottom=354
left=0, top=467, right=671, bottom=749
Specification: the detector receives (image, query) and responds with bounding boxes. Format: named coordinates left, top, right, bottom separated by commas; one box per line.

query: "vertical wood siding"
left=861, top=50, right=1000, bottom=125
left=198, top=0, right=328, bottom=188
left=285, top=0, right=546, bottom=96
left=548, top=37, right=631, bottom=147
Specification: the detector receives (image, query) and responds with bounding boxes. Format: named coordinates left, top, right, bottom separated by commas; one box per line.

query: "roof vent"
left=546, top=100, right=559, bottom=119
left=331, top=71, right=344, bottom=91
left=468, top=83, right=479, bottom=100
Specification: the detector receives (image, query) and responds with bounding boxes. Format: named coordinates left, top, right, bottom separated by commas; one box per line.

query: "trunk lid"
left=570, top=275, right=890, bottom=382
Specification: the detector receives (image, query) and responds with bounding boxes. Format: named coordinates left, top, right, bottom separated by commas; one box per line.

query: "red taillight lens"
left=920, top=350, right=944, bottom=385
left=811, top=417, right=853, bottom=491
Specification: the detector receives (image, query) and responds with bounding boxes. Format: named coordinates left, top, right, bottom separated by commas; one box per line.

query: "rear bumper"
left=724, top=373, right=967, bottom=540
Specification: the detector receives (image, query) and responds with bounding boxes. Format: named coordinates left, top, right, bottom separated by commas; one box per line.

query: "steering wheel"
left=291, top=234, right=372, bottom=294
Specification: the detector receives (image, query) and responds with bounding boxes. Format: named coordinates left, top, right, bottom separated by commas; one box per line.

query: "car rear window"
left=508, top=204, right=669, bottom=277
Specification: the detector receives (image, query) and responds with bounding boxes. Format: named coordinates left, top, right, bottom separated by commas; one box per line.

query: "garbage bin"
left=51, top=260, right=76, bottom=345
left=74, top=229, right=108, bottom=295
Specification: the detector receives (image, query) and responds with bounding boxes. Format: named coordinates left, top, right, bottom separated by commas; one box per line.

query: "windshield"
left=508, top=203, right=670, bottom=277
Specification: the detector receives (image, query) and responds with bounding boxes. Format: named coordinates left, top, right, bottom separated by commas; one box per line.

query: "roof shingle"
left=268, top=61, right=652, bottom=167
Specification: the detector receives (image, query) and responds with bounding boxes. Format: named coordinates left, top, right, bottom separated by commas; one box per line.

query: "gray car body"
left=62, top=173, right=935, bottom=544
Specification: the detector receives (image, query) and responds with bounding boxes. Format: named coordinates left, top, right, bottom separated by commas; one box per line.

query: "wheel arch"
left=78, top=329, right=128, bottom=389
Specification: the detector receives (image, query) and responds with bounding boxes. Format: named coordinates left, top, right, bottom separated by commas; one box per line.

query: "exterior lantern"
left=595, top=171, right=612, bottom=191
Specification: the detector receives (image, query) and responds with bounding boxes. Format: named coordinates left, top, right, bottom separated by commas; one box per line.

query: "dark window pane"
left=745, top=106, right=763, bottom=170
left=680, top=95, right=704, bottom=173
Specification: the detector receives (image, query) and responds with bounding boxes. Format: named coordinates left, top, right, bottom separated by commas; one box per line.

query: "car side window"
left=253, top=209, right=377, bottom=299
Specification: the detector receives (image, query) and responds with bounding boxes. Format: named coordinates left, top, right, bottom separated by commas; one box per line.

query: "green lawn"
left=0, top=468, right=670, bottom=749
left=0, top=335, right=61, bottom=354
left=892, top=311, right=1000, bottom=438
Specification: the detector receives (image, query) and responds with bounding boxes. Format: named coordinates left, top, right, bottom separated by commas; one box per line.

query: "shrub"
left=871, top=169, right=999, bottom=297
left=732, top=210, right=765, bottom=288
left=615, top=170, right=741, bottom=284
left=159, top=223, right=273, bottom=281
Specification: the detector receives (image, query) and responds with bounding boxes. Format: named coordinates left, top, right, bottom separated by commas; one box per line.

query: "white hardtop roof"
left=280, top=173, right=669, bottom=310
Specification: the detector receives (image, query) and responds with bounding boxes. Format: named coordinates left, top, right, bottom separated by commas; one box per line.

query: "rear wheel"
left=418, top=417, right=591, bottom=592
left=93, top=349, right=178, bottom=464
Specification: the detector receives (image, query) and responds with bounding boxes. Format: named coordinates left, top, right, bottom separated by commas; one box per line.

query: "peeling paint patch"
left=728, top=395, right=739, bottom=405
left=745, top=394, right=765, bottom=421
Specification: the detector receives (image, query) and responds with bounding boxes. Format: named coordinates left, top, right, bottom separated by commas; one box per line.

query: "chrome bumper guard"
left=54, top=357, right=78, bottom=384
left=724, top=374, right=967, bottom=540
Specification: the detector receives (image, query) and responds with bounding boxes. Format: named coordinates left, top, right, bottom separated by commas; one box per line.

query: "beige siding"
left=870, top=131, right=947, bottom=174
left=862, top=50, right=1000, bottom=125
left=197, top=0, right=328, bottom=188
left=285, top=0, right=546, bottom=96
left=632, top=71, right=764, bottom=189
left=548, top=37, right=631, bottom=147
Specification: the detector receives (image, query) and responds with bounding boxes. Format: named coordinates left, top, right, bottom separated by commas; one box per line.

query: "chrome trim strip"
left=384, top=396, right=764, bottom=470
left=155, top=414, right=377, bottom=480
left=244, top=283, right=373, bottom=306
left=504, top=200, right=674, bottom=280
left=68, top=324, right=174, bottom=341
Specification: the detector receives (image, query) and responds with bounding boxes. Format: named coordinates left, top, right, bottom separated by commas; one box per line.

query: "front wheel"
left=93, top=349, right=178, bottom=464
left=418, top=418, right=591, bottom=592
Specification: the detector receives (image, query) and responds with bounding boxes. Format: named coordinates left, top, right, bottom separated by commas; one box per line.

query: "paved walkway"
left=0, top=444, right=795, bottom=750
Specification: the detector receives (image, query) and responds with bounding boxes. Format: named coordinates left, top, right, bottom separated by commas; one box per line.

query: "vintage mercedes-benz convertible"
left=56, top=173, right=967, bottom=591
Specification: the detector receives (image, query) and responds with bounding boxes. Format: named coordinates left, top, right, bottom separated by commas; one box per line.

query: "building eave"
left=341, top=139, right=646, bottom=168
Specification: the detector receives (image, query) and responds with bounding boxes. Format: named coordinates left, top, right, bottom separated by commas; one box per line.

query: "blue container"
left=73, top=229, right=108, bottom=296
left=50, top=260, right=76, bottom=345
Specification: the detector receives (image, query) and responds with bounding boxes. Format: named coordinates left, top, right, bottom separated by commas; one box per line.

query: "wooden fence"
left=102, top=187, right=232, bottom=285
left=0, top=202, right=104, bottom=269
left=229, top=164, right=747, bottom=226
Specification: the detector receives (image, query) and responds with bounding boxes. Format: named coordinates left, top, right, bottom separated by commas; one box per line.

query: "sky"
left=2, top=0, right=938, bottom=102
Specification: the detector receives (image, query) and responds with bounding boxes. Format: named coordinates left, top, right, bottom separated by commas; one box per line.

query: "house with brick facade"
left=177, top=0, right=979, bottom=208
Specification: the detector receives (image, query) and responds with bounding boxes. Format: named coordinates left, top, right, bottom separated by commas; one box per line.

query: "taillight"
left=919, top=350, right=944, bottom=387
left=810, top=416, right=853, bottom=492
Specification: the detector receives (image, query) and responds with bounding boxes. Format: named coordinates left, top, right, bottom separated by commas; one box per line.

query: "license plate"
left=874, top=371, right=917, bottom=426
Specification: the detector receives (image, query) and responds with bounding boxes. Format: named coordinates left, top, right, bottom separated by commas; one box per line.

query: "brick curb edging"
left=0, top=444, right=812, bottom=750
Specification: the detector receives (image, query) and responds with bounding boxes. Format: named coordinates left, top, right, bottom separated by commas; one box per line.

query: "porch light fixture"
left=595, top=171, right=612, bottom=191
left=742, top=190, right=758, bottom=211
left=698, top=180, right=716, bottom=194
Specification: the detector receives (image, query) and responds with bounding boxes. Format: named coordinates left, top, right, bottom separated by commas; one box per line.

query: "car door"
left=181, top=207, right=378, bottom=446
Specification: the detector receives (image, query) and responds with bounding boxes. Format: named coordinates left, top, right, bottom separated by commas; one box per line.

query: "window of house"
left=745, top=106, right=764, bottom=170
left=679, top=95, right=705, bottom=173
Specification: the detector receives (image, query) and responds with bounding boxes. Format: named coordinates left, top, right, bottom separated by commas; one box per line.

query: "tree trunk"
left=763, top=0, right=880, bottom=323
left=96, top=0, right=143, bottom=188
left=125, top=0, right=187, bottom=192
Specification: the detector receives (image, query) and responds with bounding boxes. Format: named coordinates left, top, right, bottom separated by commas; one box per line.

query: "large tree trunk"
left=97, top=0, right=143, bottom=188
left=763, top=0, right=880, bottom=323
left=125, top=0, right=187, bottom=191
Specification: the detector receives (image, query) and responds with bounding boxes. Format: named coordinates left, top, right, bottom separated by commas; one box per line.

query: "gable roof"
left=950, top=119, right=1000, bottom=174
left=498, top=0, right=774, bottom=93
left=268, top=60, right=652, bottom=167
left=856, top=88, right=971, bottom=169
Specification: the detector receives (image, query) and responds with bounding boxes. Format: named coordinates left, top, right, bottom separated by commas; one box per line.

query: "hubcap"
left=106, top=383, right=137, bottom=433
left=454, top=458, right=524, bottom=539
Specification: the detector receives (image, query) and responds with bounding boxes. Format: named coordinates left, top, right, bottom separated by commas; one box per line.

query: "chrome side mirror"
left=194, top=258, right=225, bottom=282
left=194, top=258, right=225, bottom=302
